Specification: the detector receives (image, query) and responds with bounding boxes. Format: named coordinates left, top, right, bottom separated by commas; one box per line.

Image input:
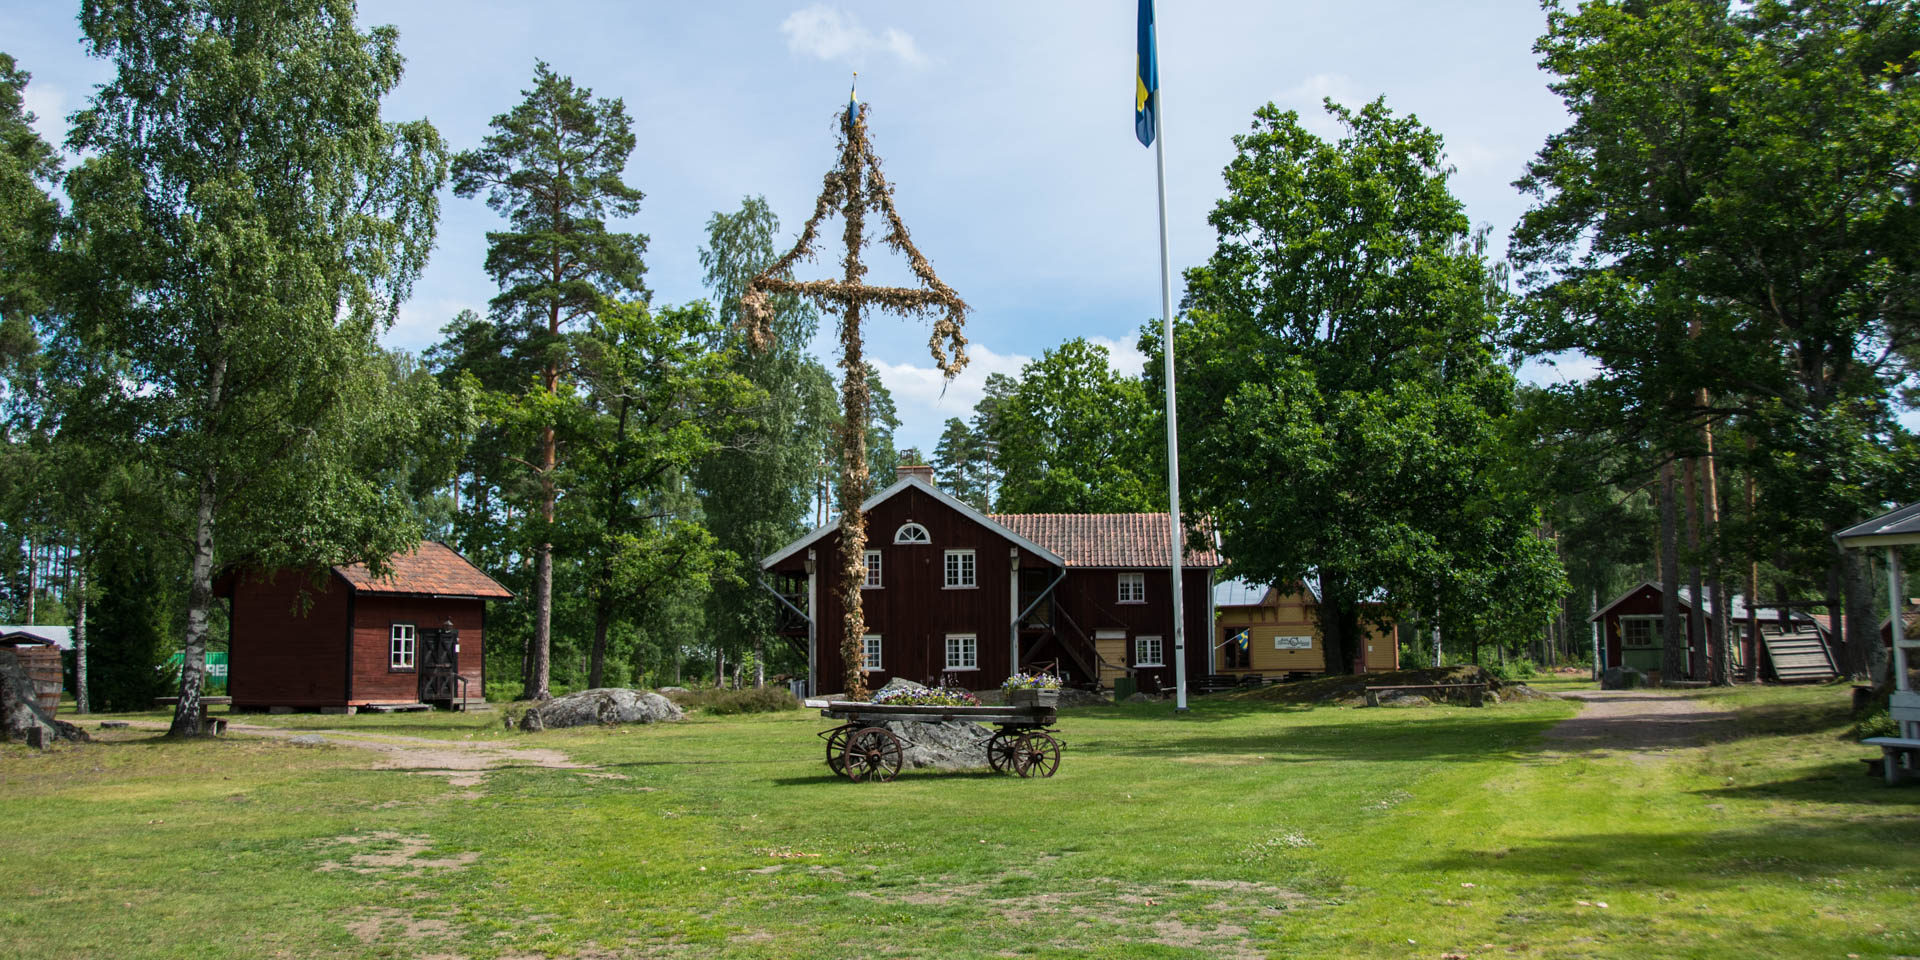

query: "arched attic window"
left=894, top=522, right=931, bottom=545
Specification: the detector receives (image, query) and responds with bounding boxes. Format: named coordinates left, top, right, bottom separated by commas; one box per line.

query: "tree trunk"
left=73, top=564, right=88, bottom=715
left=589, top=590, right=612, bottom=690
left=1697, top=420, right=1729, bottom=686
left=1315, top=572, right=1362, bottom=675
left=1842, top=548, right=1876, bottom=680
left=23, top=535, right=34, bottom=625
left=1659, top=460, right=1685, bottom=684
left=754, top=637, right=766, bottom=688
left=1684, top=457, right=1706, bottom=681
left=531, top=538, right=553, bottom=699
left=1745, top=442, right=1760, bottom=681
left=169, top=465, right=219, bottom=737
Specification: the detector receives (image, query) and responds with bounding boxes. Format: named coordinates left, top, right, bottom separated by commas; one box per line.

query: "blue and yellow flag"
left=1135, top=0, right=1158, bottom=146
left=847, top=72, right=859, bottom=125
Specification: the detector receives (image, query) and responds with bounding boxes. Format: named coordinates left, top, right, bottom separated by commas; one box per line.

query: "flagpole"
left=1152, top=81, right=1189, bottom=714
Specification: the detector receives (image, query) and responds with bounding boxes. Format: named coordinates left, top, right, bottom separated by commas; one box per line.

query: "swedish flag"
left=847, top=72, right=859, bottom=125
left=1135, top=0, right=1158, bottom=147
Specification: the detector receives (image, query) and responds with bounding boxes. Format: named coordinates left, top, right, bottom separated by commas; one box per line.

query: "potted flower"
left=1002, top=672, right=1062, bottom=708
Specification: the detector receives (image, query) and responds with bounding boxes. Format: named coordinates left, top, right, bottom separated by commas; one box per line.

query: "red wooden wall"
left=228, top=569, right=350, bottom=709
left=350, top=596, right=485, bottom=705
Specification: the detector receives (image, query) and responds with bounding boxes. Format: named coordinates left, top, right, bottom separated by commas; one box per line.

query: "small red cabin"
left=221, top=542, right=510, bottom=712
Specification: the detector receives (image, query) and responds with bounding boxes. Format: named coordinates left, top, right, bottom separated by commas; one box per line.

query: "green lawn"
left=4, top=684, right=1914, bottom=959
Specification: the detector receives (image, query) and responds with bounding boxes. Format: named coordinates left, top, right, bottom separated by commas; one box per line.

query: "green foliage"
left=59, top=0, right=449, bottom=731
left=985, top=338, right=1160, bottom=513
left=931, top=416, right=993, bottom=510
left=0, top=52, right=59, bottom=395
left=85, top=543, right=171, bottom=712
left=665, top=685, right=801, bottom=715
left=1175, top=98, right=1564, bottom=673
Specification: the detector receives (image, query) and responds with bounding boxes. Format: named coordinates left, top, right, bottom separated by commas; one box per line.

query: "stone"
left=1125, top=692, right=1155, bottom=704
left=269, top=706, right=294, bottom=715
left=319, top=706, right=356, bottom=715
left=1600, top=666, right=1647, bottom=691
left=656, top=686, right=691, bottom=695
left=288, top=734, right=328, bottom=746
left=1375, top=690, right=1433, bottom=707
left=870, top=718, right=994, bottom=771
left=99, top=721, right=129, bottom=729
left=0, top=648, right=90, bottom=749
left=877, top=677, right=928, bottom=694
left=519, top=688, right=683, bottom=731
left=1056, top=687, right=1112, bottom=708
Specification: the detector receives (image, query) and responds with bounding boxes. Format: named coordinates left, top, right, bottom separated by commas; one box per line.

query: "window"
left=945, top=634, right=978, bottom=670
left=944, top=549, right=976, bottom=588
left=1135, top=635, right=1164, bottom=667
left=1621, top=616, right=1662, bottom=647
left=895, top=522, right=931, bottom=545
left=863, top=550, right=883, bottom=589
left=1222, top=628, right=1250, bottom=669
left=1118, top=571, right=1146, bottom=603
left=862, top=634, right=883, bottom=671
left=389, top=623, right=417, bottom=671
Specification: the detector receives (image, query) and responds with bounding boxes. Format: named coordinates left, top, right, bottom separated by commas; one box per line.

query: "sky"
left=3, top=0, right=1579, bottom=456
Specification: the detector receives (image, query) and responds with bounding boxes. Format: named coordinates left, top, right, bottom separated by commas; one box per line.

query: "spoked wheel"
left=985, top=731, right=1017, bottom=773
left=841, top=726, right=905, bottom=782
left=823, top=724, right=855, bottom=775
left=1010, top=731, right=1061, bottom=778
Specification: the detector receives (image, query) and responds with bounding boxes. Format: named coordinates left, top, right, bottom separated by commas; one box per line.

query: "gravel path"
left=1545, top=689, right=1736, bottom=751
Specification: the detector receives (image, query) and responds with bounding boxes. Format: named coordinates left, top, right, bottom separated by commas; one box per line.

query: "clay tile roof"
left=333, top=542, right=513, bottom=599
left=985, top=513, right=1221, bottom=569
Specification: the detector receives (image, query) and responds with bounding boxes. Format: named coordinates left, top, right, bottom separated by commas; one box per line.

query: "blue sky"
left=5, top=1, right=1578, bottom=455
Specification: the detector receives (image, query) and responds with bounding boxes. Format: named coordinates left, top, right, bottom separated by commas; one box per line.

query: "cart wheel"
left=824, top=725, right=853, bottom=775
left=842, top=726, right=904, bottom=782
left=986, top=731, right=1017, bottom=773
left=1011, top=731, right=1061, bottom=779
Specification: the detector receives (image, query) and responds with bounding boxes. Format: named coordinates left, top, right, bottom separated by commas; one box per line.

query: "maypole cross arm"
left=739, top=96, right=969, bottom=700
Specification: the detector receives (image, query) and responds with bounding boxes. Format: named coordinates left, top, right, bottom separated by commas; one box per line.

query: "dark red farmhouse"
left=221, top=542, right=510, bottom=712
left=762, top=466, right=1219, bottom=696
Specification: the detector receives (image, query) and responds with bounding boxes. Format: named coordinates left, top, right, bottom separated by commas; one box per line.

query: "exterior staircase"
left=1760, top=623, right=1839, bottom=681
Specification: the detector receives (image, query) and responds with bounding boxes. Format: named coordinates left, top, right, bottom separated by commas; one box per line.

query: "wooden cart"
left=807, top=699, right=1063, bottom=782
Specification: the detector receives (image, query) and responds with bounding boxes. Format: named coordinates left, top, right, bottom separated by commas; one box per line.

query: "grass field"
left=3, top=682, right=1915, bottom=959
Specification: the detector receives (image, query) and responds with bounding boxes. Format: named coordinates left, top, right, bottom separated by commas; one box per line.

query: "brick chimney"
left=896, top=464, right=935, bottom=485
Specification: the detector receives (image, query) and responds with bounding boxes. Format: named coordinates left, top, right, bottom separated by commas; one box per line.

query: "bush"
left=668, top=686, right=801, bottom=715
left=1484, top=658, right=1539, bottom=682
left=1855, top=708, right=1898, bottom=740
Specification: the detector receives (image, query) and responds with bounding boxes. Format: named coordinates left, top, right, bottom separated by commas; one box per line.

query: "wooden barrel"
left=10, top=644, right=63, bottom=717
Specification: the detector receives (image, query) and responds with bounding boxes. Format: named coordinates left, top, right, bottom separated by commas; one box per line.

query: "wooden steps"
left=1763, top=631, right=1838, bottom=681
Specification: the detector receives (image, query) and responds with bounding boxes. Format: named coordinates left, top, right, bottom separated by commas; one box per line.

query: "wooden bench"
left=154, top=696, right=232, bottom=734
left=1862, top=736, right=1920, bottom=786
left=1365, top=683, right=1487, bottom=708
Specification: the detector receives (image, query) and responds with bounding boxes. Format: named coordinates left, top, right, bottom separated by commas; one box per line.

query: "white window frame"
left=1117, top=571, right=1146, bottom=603
left=862, top=634, right=883, bottom=672
left=1135, top=634, right=1164, bottom=668
left=894, top=522, right=931, bottom=545
left=389, top=622, right=417, bottom=671
left=944, top=549, right=977, bottom=589
left=863, top=549, right=883, bottom=589
left=945, top=633, right=978, bottom=671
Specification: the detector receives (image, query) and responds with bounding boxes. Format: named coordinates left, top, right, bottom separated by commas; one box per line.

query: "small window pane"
left=895, top=522, right=930, bottom=544
left=862, top=634, right=883, bottom=671
left=945, top=634, right=977, bottom=670
left=1135, top=635, right=1163, bottom=667
left=1118, top=572, right=1145, bottom=603
left=864, top=550, right=882, bottom=588
left=945, top=550, right=975, bottom=588
left=390, top=623, right=416, bottom=670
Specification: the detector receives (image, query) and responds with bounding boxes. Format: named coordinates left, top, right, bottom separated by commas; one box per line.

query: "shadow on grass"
left=1412, top=813, right=1920, bottom=894
left=1697, top=764, right=1920, bottom=807
left=1095, top=712, right=1569, bottom=764
left=770, top=769, right=1010, bottom=786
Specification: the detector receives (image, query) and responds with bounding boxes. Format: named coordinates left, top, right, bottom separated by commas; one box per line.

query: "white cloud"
left=20, top=79, right=67, bottom=148
left=1087, top=333, right=1152, bottom=380
left=1517, top=351, right=1603, bottom=387
left=1274, top=72, right=1370, bottom=139
left=780, top=4, right=927, bottom=67
left=872, top=341, right=1030, bottom=446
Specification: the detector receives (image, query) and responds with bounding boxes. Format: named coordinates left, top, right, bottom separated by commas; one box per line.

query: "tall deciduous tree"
left=451, top=61, right=648, bottom=699
left=986, top=338, right=1160, bottom=514
left=931, top=416, right=992, bottom=510
left=61, top=0, right=448, bottom=735
left=694, top=196, right=835, bottom=686
left=1175, top=99, right=1562, bottom=674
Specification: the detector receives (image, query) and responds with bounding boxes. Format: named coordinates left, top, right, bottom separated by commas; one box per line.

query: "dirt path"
left=123, top=721, right=611, bottom=788
left=1545, top=689, right=1736, bottom=751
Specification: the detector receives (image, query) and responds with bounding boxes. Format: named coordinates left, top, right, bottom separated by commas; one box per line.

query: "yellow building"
left=1212, top=578, right=1399, bottom=676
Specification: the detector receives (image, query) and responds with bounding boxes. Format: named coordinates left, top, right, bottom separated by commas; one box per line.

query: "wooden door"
left=418, top=627, right=458, bottom=703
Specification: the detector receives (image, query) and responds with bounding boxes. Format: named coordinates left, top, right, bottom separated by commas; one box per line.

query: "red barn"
left=762, top=466, right=1219, bottom=696
left=221, top=542, right=510, bottom=713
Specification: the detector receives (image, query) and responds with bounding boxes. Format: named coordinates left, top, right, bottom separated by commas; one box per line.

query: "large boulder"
left=519, top=688, right=683, bottom=731
left=0, top=649, right=89, bottom=749
left=1601, top=666, right=1647, bottom=691
left=867, top=677, right=992, bottom=771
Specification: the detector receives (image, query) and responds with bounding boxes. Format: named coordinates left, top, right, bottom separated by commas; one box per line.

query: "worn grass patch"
left=3, top=685, right=1914, bottom=958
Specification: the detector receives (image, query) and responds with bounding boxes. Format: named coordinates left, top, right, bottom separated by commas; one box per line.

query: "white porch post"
left=806, top=549, right=818, bottom=697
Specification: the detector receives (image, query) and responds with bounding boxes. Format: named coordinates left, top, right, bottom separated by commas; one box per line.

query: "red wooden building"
left=221, top=542, right=510, bottom=712
left=762, top=466, right=1219, bottom=695
left=1587, top=581, right=1835, bottom=682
